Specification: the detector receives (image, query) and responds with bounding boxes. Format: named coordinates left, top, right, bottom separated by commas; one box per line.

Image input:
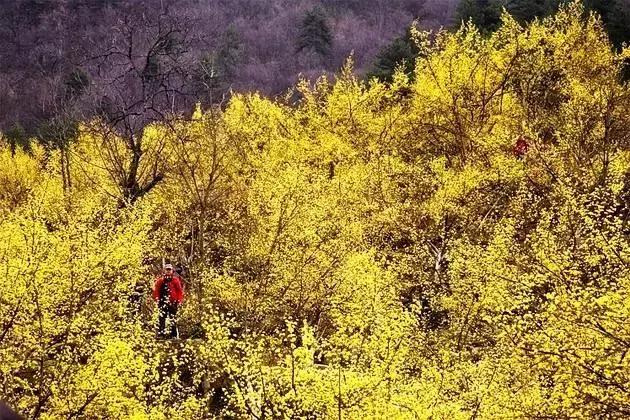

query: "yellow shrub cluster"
left=1, top=3, right=629, bottom=418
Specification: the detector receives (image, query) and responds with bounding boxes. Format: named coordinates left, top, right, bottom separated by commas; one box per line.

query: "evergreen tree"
left=506, top=0, right=559, bottom=23
left=457, top=0, right=630, bottom=49
left=3, top=123, right=30, bottom=155
left=456, top=0, right=505, bottom=32
left=296, top=7, right=333, bottom=56
left=199, top=26, right=244, bottom=101
left=366, top=28, right=421, bottom=82
left=216, top=26, right=244, bottom=79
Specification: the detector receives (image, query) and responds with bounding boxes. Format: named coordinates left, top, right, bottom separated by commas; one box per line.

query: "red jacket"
left=153, top=274, right=184, bottom=304
left=513, top=138, right=530, bottom=158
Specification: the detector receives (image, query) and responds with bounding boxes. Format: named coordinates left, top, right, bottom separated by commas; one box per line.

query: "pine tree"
left=296, top=7, right=333, bottom=56
left=457, top=0, right=630, bottom=49
left=216, top=26, right=244, bottom=79
left=3, top=123, right=29, bottom=155
left=366, top=28, right=420, bottom=82
left=506, top=0, right=559, bottom=23
left=456, top=0, right=505, bottom=32
left=199, top=26, right=243, bottom=101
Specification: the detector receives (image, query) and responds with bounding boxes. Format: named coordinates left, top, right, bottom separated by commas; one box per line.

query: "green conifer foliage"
left=296, top=7, right=333, bottom=56
left=456, top=0, right=505, bottom=32
left=366, top=28, right=421, bottom=82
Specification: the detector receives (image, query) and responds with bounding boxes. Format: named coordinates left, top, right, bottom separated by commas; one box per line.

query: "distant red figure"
left=513, top=136, right=530, bottom=159
left=153, top=264, right=184, bottom=339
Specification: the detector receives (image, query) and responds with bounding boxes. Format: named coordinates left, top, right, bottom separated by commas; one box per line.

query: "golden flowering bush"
left=1, top=2, right=630, bottom=418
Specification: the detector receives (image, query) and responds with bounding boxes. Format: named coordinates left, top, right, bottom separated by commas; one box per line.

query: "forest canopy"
left=2, top=2, right=630, bottom=418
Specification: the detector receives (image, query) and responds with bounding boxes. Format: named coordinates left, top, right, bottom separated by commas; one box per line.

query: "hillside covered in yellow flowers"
left=2, top=3, right=630, bottom=418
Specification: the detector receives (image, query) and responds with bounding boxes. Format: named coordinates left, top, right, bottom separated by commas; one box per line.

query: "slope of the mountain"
left=0, top=0, right=457, bottom=133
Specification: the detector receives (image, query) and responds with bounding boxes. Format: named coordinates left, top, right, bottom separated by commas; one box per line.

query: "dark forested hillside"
left=2, top=0, right=630, bottom=143
left=0, top=0, right=457, bottom=137
left=456, top=0, right=630, bottom=45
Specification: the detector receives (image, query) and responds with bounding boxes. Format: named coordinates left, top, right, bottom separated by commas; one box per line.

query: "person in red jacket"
left=153, top=263, right=184, bottom=339
left=513, top=136, right=530, bottom=160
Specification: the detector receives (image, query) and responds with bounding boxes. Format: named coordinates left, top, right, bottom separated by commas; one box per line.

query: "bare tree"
left=84, top=7, right=196, bottom=204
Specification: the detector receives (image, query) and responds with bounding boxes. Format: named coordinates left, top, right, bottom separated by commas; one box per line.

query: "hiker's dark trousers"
left=157, top=301, right=179, bottom=338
